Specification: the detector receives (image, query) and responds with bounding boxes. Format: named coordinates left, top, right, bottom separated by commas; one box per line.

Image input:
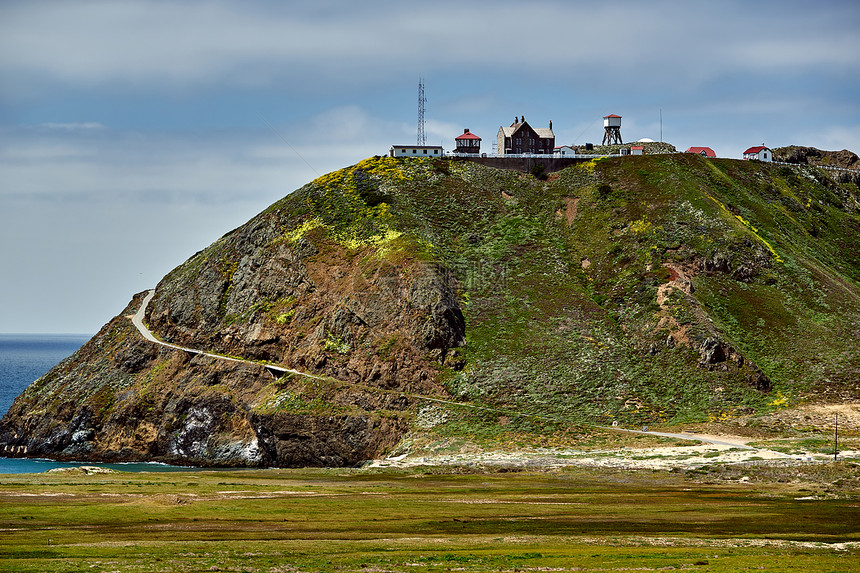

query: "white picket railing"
left=445, top=153, right=859, bottom=172
left=772, top=160, right=860, bottom=174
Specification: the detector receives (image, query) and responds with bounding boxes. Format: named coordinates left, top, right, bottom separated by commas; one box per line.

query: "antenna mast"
left=417, top=77, right=427, bottom=146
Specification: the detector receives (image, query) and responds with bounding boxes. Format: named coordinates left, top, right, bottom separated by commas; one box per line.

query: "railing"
left=447, top=152, right=620, bottom=159
left=444, top=153, right=859, bottom=172
left=772, top=160, right=860, bottom=174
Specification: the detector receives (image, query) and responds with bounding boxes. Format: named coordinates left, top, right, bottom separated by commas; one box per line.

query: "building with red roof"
left=743, top=145, right=772, bottom=162
left=602, top=114, right=622, bottom=145
left=454, top=128, right=481, bottom=154
left=686, top=146, right=716, bottom=158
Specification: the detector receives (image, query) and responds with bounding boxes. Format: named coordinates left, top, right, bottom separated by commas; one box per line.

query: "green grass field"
left=1, top=465, right=857, bottom=572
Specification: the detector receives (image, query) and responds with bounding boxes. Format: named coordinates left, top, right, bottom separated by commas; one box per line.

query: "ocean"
left=0, top=333, right=89, bottom=418
left=0, top=334, right=201, bottom=474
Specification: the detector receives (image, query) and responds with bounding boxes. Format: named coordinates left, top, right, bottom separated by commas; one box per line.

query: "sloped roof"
left=744, top=146, right=770, bottom=154
left=686, top=146, right=716, bottom=157
left=604, top=114, right=622, bottom=118
left=499, top=121, right=554, bottom=139
left=455, top=130, right=481, bottom=140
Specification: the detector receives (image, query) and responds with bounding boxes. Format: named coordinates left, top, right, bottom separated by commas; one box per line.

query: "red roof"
left=455, top=129, right=481, bottom=140
left=603, top=114, right=622, bottom=118
left=630, top=145, right=644, bottom=150
left=686, top=146, right=716, bottom=157
left=744, top=146, right=769, bottom=154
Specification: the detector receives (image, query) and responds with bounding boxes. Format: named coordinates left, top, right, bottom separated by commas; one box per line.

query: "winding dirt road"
left=130, top=288, right=798, bottom=463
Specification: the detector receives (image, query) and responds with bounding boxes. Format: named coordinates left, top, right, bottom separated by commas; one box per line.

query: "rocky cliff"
left=2, top=153, right=859, bottom=466
left=773, top=145, right=860, bottom=185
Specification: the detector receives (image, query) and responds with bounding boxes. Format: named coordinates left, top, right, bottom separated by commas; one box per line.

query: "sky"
left=1, top=0, right=859, bottom=334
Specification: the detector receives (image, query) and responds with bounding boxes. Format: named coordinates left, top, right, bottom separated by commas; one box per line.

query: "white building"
left=389, top=145, right=444, bottom=158
left=554, top=145, right=577, bottom=157
left=743, top=145, right=772, bottom=162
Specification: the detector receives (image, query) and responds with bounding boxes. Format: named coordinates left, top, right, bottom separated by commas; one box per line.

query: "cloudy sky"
left=1, top=0, right=859, bottom=334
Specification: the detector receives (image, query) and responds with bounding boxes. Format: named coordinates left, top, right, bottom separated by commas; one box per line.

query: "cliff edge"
left=2, top=154, right=859, bottom=466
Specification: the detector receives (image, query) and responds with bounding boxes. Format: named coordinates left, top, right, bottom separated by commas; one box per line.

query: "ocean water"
left=0, top=334, right=204, bottom=474
left=0, top=333, right=89, bottom=417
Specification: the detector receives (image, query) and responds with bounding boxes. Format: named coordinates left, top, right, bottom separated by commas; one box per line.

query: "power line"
left=257, top=113, right=319, bottom=177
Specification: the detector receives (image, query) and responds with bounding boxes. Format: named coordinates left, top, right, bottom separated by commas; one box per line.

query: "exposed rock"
left=1, top=153, right=857, bottom=467
left=773, top=145, right=860, bottom=171
left=699, top=337, right=726, bottom=365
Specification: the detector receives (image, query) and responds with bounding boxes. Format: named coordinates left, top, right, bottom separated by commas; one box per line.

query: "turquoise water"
left=0, top=457, right=199, bottom=474
left=0, top=334, right=209, bottom=474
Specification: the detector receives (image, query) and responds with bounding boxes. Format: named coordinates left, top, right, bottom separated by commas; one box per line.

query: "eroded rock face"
left=0, top=188, right=463, bottom=467
left=0, top=292, right=421, bottom=467
left=774, top=145, right=860, bottom=170
left=697, top=337, right=771, bottom=392
left=5, top=154, right=853, bottom=466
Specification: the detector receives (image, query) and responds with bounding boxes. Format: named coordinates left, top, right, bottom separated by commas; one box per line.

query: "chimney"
left=521, top=116, right=525, bottom=123
left=464, top=128, right=470, bottom=134
left=549, top=120, right=553, bottom=130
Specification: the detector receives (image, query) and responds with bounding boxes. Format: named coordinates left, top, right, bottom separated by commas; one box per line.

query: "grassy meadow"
left=1, top=464, right=858, bottom=572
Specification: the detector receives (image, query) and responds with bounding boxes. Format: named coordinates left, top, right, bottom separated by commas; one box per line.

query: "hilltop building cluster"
left=389, top=113, right=773, bottom=162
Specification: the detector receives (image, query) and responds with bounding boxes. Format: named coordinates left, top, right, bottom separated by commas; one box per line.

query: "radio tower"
left=417, top=77, right=427, bottom=145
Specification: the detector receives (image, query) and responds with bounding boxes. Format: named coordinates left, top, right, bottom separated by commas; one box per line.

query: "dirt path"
left=132, top=289, right=855, bottom=471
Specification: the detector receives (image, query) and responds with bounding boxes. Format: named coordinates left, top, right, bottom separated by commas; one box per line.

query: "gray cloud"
left=1, top=0, right=858, bottom=333
left=2, top=0, right=857, bottom=99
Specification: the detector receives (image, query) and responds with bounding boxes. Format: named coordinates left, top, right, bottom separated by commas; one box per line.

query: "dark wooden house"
left=496, top=116, right=555, bottom=155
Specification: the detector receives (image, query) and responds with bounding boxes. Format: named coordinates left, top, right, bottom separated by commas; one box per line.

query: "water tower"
left=602, top=114, right=622, bottom=145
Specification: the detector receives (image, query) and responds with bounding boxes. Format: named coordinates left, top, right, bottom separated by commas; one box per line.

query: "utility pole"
left=834, top=413, right=839, bottom=462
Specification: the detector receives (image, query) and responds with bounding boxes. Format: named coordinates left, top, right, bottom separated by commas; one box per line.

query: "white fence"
left=772, top=160, right=860, bottom=174
left=443, top=152, right=860, bottom=173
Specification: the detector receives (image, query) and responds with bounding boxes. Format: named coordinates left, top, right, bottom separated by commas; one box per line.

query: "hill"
left=773, top=145, right=860, bottom=173
left=2, top=152, right=859, bottom=467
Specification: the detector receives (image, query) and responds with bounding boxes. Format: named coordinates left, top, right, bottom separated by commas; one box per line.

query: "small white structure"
left=602, top=114, right=622, bottom=145
left=630, top=145, right=644, bottom=155
left=390, top=145, right=444, bottom=158
left=554, top=145, right=577, bottom=157
left=743, top=145, right=772, bottom=162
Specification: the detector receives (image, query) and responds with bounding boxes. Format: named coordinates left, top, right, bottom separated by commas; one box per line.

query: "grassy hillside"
left=3, top=152, right=858, bottom=465
left=250, top=153, right=859, bottom=439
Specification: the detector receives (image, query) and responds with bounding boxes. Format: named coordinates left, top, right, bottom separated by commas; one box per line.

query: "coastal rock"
left=2, top=153, right=858, bottom=467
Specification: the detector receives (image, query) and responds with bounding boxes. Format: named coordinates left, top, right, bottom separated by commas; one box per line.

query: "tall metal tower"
left=417, top=77, right=427, bottom=146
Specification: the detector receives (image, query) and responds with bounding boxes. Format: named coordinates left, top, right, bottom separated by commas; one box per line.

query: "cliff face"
left=773, top=146, right=860, bottom=186
left=773, top=145, right=860, bottom=170
left=2, top=154, right=859, bottom=466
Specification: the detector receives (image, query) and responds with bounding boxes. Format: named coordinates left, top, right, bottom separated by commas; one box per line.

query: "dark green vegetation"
left=2, top=152, right=859, bottom=466
left=379, top=154, right=859, bottom=431
left=1, top=466, right=858, bottom=572
left=290, top=153, right=860, bottom=431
